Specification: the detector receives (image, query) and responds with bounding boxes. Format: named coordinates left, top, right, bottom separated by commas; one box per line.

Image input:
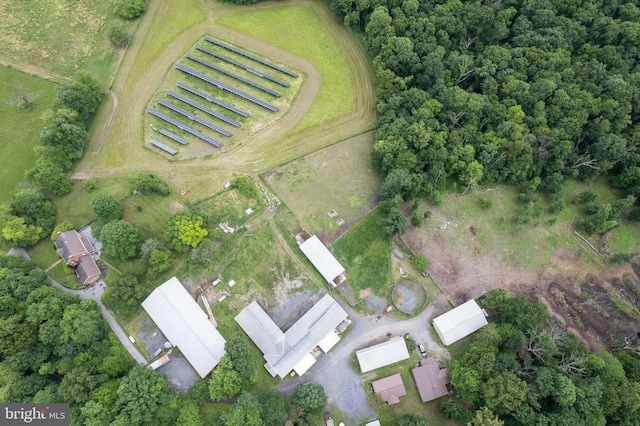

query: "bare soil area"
left=405, top=215, right=640, bottom=351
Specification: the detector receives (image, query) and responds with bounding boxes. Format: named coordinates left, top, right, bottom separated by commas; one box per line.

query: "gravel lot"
left=276, top=292, right=451, bottom=423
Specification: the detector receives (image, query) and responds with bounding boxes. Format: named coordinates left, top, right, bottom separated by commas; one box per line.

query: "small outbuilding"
left=356, top=336, right=410, bottom=373
left=372, top=373, right=407, bottom=405
left=412, top=357, right=450, bottom=402
left=298, top=235, right=345, bottom=287
left=432, top=299, right=488, bottom=346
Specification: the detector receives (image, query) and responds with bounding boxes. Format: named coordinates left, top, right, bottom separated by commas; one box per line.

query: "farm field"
left=73, top=0, right=376, bottom=202
left=0, top=66, right=57, bottom=204
left=0, top=0, right=119, bottom=83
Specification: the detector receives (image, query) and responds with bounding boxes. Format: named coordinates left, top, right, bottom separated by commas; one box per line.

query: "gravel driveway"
left=276, top=292, right=451, bottom=423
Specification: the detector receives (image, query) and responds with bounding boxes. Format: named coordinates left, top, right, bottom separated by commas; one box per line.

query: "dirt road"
left=276, top=292, right=451, bottom=423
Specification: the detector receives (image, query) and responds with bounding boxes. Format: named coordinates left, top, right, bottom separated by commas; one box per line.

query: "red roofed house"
left=54, top=230, right=101, bottom=285
left=372, top=373, right=407, bottom=405
left=412, top=357, right=451, bottom=402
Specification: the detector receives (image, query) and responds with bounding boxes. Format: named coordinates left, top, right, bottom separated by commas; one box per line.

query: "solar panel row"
left=175, top=64, right=279, bottom=112
left=204, top=36, right=299, bottom=78
left=186, top=54, right=282, bottom=98
left=150, top=139, right=178, bottom=155
left=147, top=108, right=223, bottom=147
left=167, top=91, right=241, bottom=127
left=157, top=99, right=232, bottom=137
left=158, top=128, right=188, bottom=145
left=195, top=46, right=290, bottom=88
left=177, top=82, right=250, bottom=117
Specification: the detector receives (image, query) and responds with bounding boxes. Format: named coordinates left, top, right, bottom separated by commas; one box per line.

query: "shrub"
left=410, top=214, right=422, bottom=228
left=411, top=254, right=427, bottom=271
left=84, top=178, right=98, bottom=192
left=577, top=189, right=597, bottom=203
left=108, top=21, right=132, bottom=47
left=439, top=399, right=473, bottom=423
left=478, top=195, right=493, bottom=209
left=114, top=0, right=147, bottom=19
left=130, top=173, right=171, bottom=196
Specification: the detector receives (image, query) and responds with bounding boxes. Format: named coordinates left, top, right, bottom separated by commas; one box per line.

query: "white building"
left=235, top=294, right=348, bottom=378
left=299, top=235, right=345, bottom=286
left=356, top=336, right=410, bottom=373
left=142, top=277, right=226, bottom=378
left=432, top=299, right=488, bottom=345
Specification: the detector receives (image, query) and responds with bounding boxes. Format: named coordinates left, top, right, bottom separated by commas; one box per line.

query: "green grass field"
left=217, top=5, right=354, bottom=132
left=0, top=0, right=119, bottom=82
left=267, top=132, right=381, bottom=236
left=333, top=208, right=392, bottom=299
left=0, top=67, right=57, bottom=204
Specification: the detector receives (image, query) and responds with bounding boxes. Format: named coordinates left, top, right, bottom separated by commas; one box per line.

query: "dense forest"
left=331, top=0, right=640, bottom=220
left=444, top=289, right=640, bottom=425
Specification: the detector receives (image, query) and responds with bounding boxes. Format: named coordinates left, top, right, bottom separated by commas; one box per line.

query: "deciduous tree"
left=100, top=220, right=141, bottom=260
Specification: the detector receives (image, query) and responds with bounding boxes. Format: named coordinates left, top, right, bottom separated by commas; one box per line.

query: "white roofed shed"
left=356, top=336, right=410, bottom=373
left=432, top=299, right=488, bottom=346
left=299, top=235, right=345, bottom=286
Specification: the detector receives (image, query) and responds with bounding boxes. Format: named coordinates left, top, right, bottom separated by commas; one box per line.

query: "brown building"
left=54, top=230, right=100, bottom=285
left=372, top=373, right=407, bottom=405
left=412, top=357, right=450, bottom=402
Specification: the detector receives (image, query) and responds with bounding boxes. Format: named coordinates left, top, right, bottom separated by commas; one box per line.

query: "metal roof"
left=299, top=235, right=345, bottom=284
left=356, top=336, right=410, bottom=373
left=235, top=294, right=347, bottom=378
left=432, top=299, right=488, bottom=345
left=412, top=357, right=450, bottom=402
left=142, top=277, right=226, bottom=378
left=372, top=373, right=407, bottom=405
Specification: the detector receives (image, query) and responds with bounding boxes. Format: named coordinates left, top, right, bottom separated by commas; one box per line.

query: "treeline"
left=443, top=289, right=640, bottom=425
left=0, top=71, right=103, bottom=249
left=331, top=0, right=640, bottom=226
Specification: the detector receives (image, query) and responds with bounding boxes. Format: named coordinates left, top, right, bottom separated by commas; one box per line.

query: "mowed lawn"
left=216, top=5, right=354, bottom=131
left=0, top=0, right=116, bottom=81
left=266, top=132, right=381, bottom=237
left=0, top=67, right=57, bottom=203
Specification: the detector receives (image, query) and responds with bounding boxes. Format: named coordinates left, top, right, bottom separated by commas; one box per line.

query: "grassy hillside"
left=0, top=66, right=57, bottom=203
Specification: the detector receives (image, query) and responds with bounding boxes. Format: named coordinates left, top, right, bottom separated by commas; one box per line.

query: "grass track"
left=0, top=67, right=57, bottom=203
left=74, top=0, right=376, bottom=203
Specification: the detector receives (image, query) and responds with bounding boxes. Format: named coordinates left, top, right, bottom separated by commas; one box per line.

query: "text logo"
left=1, top=404, right=69, bottom=425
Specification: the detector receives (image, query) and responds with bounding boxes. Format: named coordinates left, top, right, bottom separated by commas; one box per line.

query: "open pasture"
left=0, top=0, right=118, bottom=82
left=0, top=66, right=57, bottom=204
left=266, top=131, right=381, bottom=239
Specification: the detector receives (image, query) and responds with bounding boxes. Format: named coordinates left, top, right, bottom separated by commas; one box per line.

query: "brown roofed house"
left=412, top=357, right=451, bottom=402
left=372, top=373, right=407, bottom=405
left=54, top=230, right=100, bottom=285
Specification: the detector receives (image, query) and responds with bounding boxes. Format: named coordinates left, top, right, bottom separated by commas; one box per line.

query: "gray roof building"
left=235, top=294, right=348, bottom=378
left=76, top=254, right=101, bottom=285
left=142, top=277, right=226, bottom=378
left=432, top=299, right=488, bottom=346
left=54, top=229, right=100, bottom=285
left=356, top=336, right=410, bottom=373
left=299, top=235, right=345, bottom=286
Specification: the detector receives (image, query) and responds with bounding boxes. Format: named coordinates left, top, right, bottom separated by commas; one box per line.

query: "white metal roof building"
left=432, top=299, right=488, bottom=345
left=299, top=235, right=345, bottom=286
left=235, top=294, right=348, bottom=378
left=356, top=336, right=410, bottom=373
left=142, top=277, right=226, bottom=378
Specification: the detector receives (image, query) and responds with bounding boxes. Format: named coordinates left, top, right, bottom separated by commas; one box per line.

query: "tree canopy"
left=91, top=193, right=123, bottom=223
left=165, top=211, right=208, bottom=252
left=332, top=0, right=640, bottom=227
left=100, top=220, right=141, bottom=260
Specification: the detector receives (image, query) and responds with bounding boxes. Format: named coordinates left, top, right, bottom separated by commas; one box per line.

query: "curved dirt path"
left=72, top=0, right=376, bottom=193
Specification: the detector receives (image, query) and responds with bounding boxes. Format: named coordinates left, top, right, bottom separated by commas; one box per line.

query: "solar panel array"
left=147, top=108, right=223, bottom=147
left=157, top=99, right=232, bottom=137
left=167, top=91, right=241, bottom=127
left=158, top=128, right=188, bottom=145
left=186, top=54, right=282, bottom=98
left=196, top=46, right=289, bottom=88
left=175, top=64, right=279, bottom=112
left=204, top=36, right=299, bottom=78
left=150, top=139, right=178, bottom=155
left=177, top=82, right=250, bottom=117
